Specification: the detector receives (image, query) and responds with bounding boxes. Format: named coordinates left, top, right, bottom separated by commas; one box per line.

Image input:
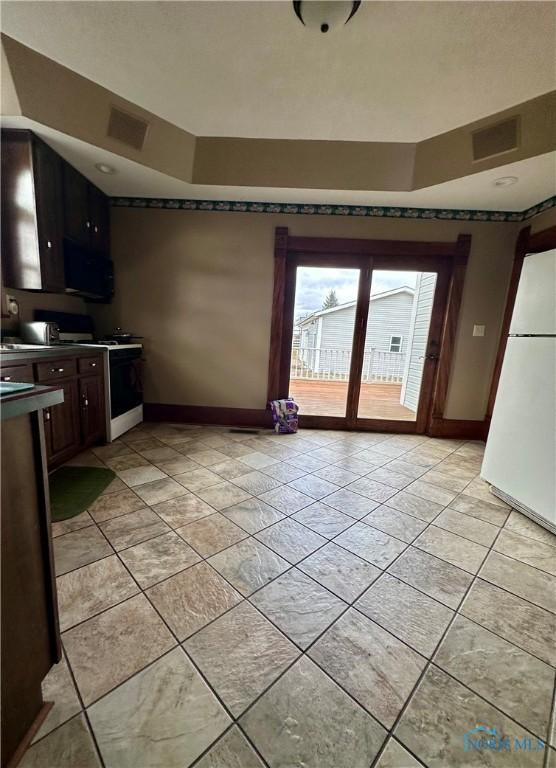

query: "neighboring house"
left=295, top=287, right=415, bottom=382
left=401, top=273, right=437, bottom=412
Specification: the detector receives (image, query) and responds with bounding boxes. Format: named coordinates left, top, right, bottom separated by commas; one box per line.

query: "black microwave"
left=63, top=241, right=114, bottom=301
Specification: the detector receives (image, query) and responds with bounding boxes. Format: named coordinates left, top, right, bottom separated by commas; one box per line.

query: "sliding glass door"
left=279, top=249, right=454, bottom=433
left=289, top=266, right=361, bottom=417
left=356, top=269, right=438, bottom=423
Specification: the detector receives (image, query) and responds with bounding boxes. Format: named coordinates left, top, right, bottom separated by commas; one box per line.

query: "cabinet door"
left=32, top=139, right=65, bottom=292
left=63, top=163, right=90, bottom=248
left=79, top=375, right=105, bottom=445
left=45, top=380, right=80, bottom=465
left=89, top=185, right=110, bottom=256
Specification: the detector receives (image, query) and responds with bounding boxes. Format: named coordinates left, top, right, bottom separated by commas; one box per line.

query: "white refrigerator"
left=481, top=248, right=556, bottom=533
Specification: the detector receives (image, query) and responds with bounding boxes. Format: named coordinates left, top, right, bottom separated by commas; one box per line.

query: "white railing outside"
left=291, top=347, right=406, bottom=383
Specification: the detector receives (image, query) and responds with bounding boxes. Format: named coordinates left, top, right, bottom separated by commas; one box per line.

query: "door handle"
left=425, top=353, right=440, bottom=360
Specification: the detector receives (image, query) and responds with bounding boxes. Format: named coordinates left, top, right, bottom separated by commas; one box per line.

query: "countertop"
left=0, top=344, right=141, bottom=363
left=1, top=384, right=64, bottom=420
left=0, top=345, right=88, bottom=363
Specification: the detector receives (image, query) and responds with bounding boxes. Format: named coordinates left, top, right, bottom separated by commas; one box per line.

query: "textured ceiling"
left=7, top=118, right=554, bottom=211
left=2, top=1, right=554, bottom=142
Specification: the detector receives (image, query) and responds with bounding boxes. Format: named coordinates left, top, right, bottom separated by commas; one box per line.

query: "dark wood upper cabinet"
left=1, top=130, right=65, bottom=292
left=62, top=163, right=90, bottom=248
left=63, top=165, right=110, bottom=257
left=1, top=129, right=112, bottom=298
left=88, top=184, right=111, bottom=255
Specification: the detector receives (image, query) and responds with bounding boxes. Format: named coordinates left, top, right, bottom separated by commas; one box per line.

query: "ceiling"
left=2, top=1, right=554, bottom=143
left=7, top=118, right=555, bottom=210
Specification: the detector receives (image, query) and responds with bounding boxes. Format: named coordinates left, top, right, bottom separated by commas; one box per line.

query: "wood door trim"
left=267, top=228, right=472, bottom=432
left=429, top=234, right=471, bottom=423
left=415, top=264, right=451, bottom=432
left=346, top=264, right=372, bottom=425
left=485, top=226, right=530, bottom=421
left=528, top=224, right=556, bottom=253
left=486, top=223, right=556, bottom=421
left=267, top=227, right=289, bottom=402
left=286, top=235, right=457, bottom=258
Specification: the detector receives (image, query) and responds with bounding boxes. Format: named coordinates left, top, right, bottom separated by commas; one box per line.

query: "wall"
left=0, top=286, right=86, bottom=336
left=89, top=208, right=520, bottom=421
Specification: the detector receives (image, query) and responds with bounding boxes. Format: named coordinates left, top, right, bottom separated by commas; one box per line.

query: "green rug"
left=49, top=466, right=116, bottom=522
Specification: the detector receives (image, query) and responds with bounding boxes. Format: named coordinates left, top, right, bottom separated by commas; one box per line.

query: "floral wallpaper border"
left=111, top=194, right=555, bottom=223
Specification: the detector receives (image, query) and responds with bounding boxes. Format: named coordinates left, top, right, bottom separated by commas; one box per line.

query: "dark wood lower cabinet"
left=1, top=351, right=107, bottom=468
left=79, top=374, right=105, bottom=446
left=1, top=406, right=61, bottom=768
left=0, top=364, right=34, bottom=384
left=43, top=379, right=80, bottom=465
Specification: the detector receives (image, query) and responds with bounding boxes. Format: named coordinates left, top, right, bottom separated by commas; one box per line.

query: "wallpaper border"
left=111, top=194, right=555, bottom=222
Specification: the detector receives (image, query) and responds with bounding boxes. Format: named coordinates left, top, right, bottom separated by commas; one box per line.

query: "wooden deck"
left=289, top=379, right=416, bottom=420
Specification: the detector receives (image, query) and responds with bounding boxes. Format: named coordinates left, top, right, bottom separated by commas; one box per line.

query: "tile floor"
left=23, top=424, right=556, bottom=768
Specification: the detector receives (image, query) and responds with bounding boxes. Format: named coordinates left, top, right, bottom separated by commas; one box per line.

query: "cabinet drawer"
left=35, top=358, right=77, bottom=382
left=77, top=355, right=103, bottom=374
left=0, top=364, right=34, bottom=383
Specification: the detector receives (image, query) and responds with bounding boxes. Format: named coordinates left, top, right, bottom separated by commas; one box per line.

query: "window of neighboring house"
left=389, top=335, right=403, bottom=353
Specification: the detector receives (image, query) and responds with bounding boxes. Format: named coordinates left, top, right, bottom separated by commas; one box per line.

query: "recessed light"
left=493, top=176, right=518, bottom=187
left=95, top=163, right=116, bottom=174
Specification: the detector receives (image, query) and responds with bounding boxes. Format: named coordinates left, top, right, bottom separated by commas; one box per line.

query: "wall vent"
left=472, top=117, right=519, bottom=161
left=107, top=106, right=149, bottom=150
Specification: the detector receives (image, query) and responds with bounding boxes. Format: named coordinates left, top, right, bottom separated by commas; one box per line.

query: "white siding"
left=362, top=292, right=413, bottom=381
left=315, top=291, right=414, bottom=380
left=402, top=274, right=437, bottom=411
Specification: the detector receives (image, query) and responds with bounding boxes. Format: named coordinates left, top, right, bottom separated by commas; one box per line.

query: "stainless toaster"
left=20, top=321, right=60, bottom=345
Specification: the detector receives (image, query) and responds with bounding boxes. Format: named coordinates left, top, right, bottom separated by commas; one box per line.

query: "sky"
left=294, top=267, right=419, bottom=318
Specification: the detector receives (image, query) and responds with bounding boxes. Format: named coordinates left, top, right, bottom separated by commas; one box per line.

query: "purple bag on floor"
left=269, top=399, right=299, bottom=434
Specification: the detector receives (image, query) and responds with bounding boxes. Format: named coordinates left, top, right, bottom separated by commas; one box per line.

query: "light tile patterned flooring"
left=23, top=424, right=556, bottom=768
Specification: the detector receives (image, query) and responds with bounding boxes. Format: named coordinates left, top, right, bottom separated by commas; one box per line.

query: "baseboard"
left=145, top=403, right=489, bottom=441
left=144, top=403, right=273, bottom=428
left=428, top=417, right=489, bottom=440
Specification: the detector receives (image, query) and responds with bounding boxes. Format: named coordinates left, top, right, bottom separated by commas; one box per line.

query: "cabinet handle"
left=50, top=367, right=64, bottom=373
left=82, top=397, right=89, bottom=408
left=46, top=240, right=52, bottom=249
left=90, top=362, right=97, bottom=368
left=44, top=410, right=51, bottom=421
left=2, top=375, right=11, bottom=381
left=94, top=225, right=99, bottom=233
left=86, top=221, right=91, bottom=229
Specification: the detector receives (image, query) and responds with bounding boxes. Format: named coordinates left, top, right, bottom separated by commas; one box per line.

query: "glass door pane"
left=357, top=269, right=437, bottom=421
left=289, top=266, right=360, bottom=417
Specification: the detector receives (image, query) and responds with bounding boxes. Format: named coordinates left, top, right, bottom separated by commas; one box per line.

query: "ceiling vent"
left=471, top=117, right=519, bottom=161
left=107, top=106, right=149, bottom=151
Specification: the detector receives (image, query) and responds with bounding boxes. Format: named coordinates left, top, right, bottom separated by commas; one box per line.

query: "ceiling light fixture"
left=493, top=176, right=518, bottom=187
left=95, top=163, right=116, bottom=175
left=293, top=1, right=361, bottom=33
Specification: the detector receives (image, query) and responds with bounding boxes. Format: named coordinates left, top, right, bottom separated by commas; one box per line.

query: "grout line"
left=367, top=520, right=509, bottom=768
left=544, top=688, right=556, bottom=768
left=47, top=425, right=555, bottom=767
left=48, top=646, right=107, bottom=768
